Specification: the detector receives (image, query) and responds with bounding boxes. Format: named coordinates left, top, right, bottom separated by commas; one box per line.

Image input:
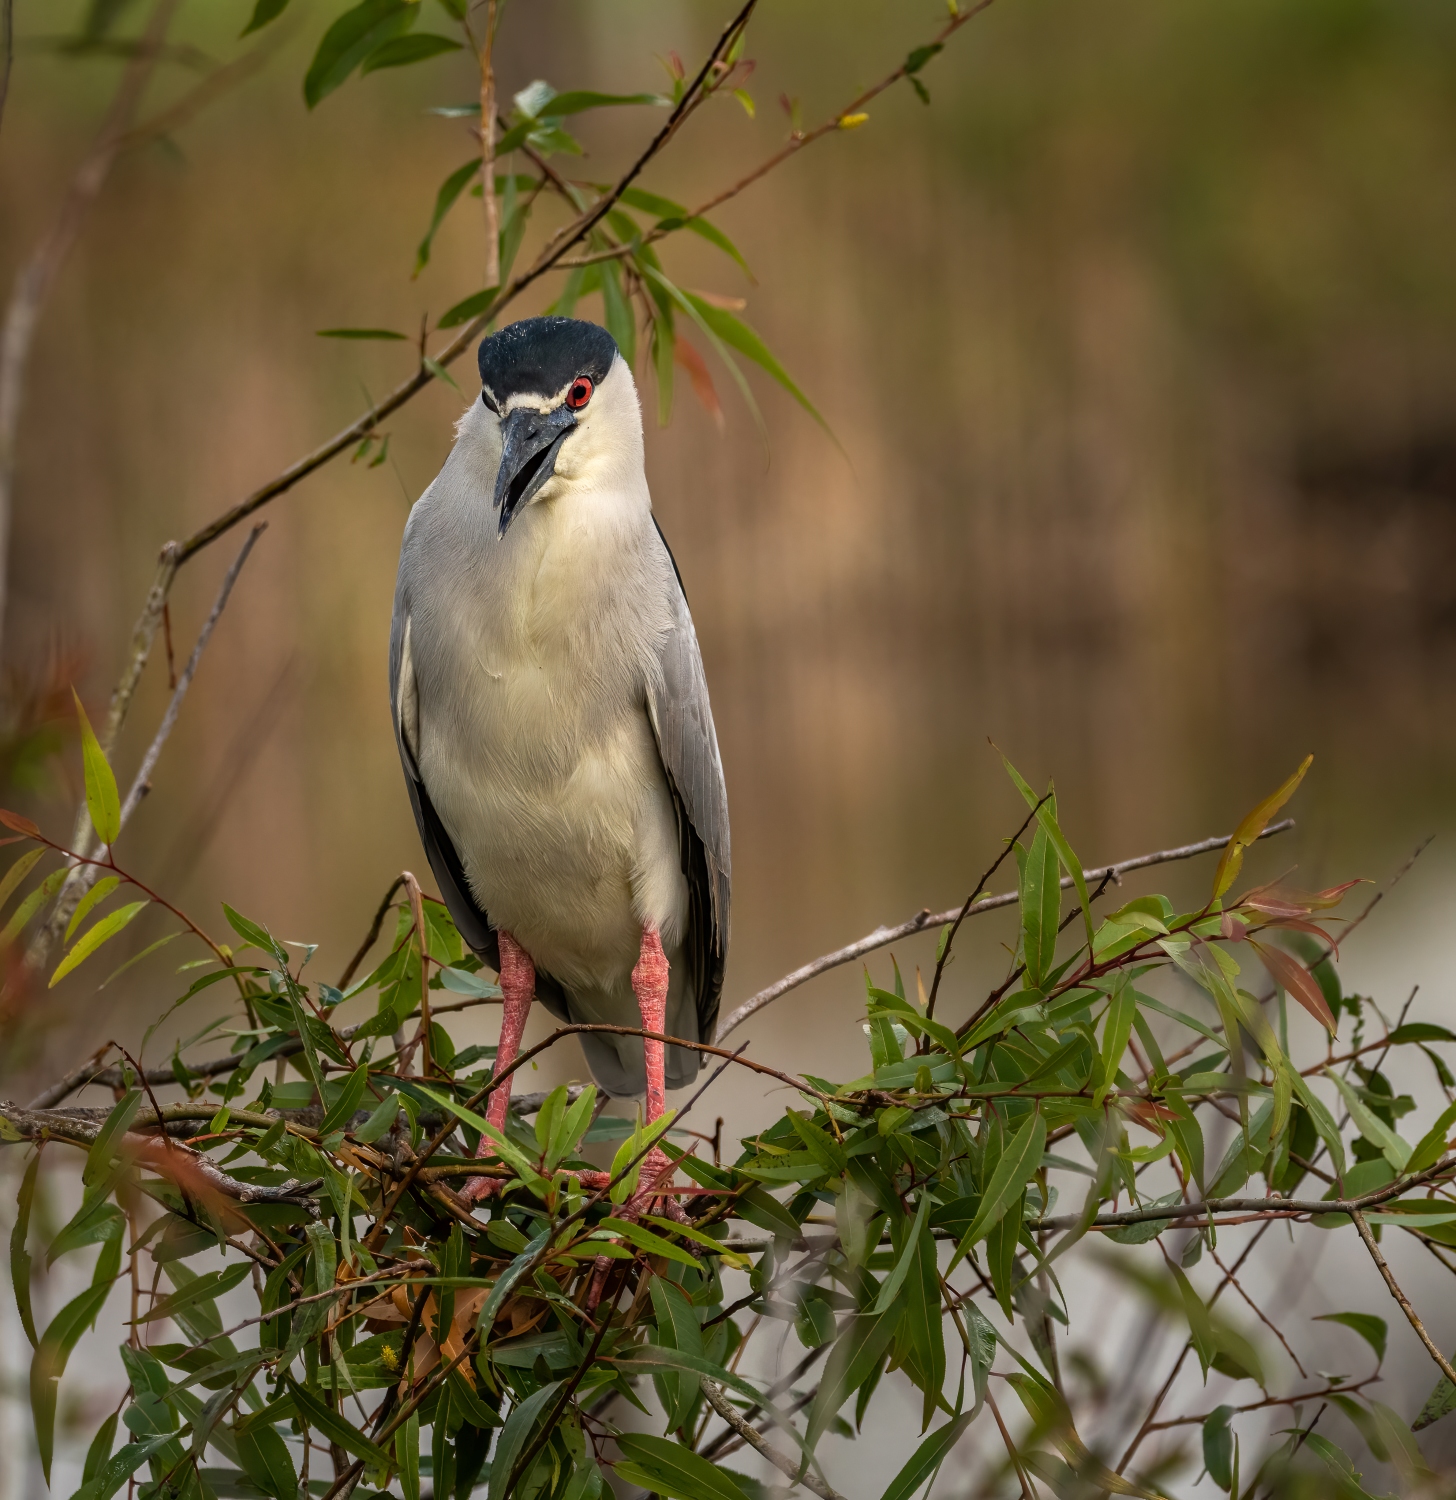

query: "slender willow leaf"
left=73, top=1433, right=176, bottom=1500
left=241, top=0, right=290, bottom=36
left=316, top=326, right=408, bottom=340
left=319, top=1066, right=370, bottom=1136
left=805, top=1305, right=902, bottom=1453
left=952, top=1110, right=1046, bottom=1267
left=880, top=1411, right=974, bottom=1500
left=1326, top=1070, right=1410, bottom=1171
left=73, top=689, right=120, bottom=845
left=234, top=1421, right=297, bottom=1499
left=1168, top=1261, right=1215, bottom=1378
left=487, top=1380, right=562, bottom=1500
left=32, top=1281, right=112, bottom=1480
left=872, top=1193, right=930, bottom=1313
left=11, top=1152, right=39, bottom=1345
left=0, top=846, right=44, bottom=914
left=65, top=874, right=121, bottom=941
left=0, top=866, right=64, bottom=949
left=289, top=1378, right=390, bottom=1464
left=50, top=900, right=147, bottom=987
left=138, top=1262, right=251, bottom=1324
left=361, top=32, right=461, bottom=73
left=416, top=158, right=481, bottom=273
left=1408, top=1100, right=1456, bottom=1174
left=1212, top=755, right=1312, bottom=899
left=1315, top=1312, right=1388, bottom=1363
left=476, top=1230, right=550, bottom=1336
left=615, top=1435, right=751, bottom=1500
left=304, top=0, right=415, bottom=108
left=1253, top=940, right=1336, bottom=1035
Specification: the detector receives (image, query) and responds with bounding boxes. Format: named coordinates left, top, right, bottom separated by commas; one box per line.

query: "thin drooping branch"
left=0, top=0, right=13, bottom=138
left=714, top=817, right=1295, bottom=1041
left=472, top=0, right=500, bottom=291
left=30, top=523, right=265, bottom=964
left=1350, top=1208, right=1456, bottom=1388
left=0, top=0, right=181, bottom=662
left=700, top=1379, right=847, bottom=1500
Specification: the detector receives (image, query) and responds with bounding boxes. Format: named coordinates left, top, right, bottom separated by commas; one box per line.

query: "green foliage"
left=6, top=752, right=1454, bottom=1497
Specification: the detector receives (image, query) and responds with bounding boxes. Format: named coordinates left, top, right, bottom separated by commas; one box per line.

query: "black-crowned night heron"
left=389, top=316, right=730, bottom=1200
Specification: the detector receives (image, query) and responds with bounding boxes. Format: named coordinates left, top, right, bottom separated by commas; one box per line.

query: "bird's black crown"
left=477, top=317, right=618, bottom=407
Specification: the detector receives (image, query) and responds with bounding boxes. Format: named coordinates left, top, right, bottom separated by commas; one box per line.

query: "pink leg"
left=463, top=931, right=533, bottom=1202
left=630, top=927, right=683, bottom=1212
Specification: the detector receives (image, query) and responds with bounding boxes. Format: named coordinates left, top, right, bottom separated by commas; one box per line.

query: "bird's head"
left=477, top=316, right=639, bottom=536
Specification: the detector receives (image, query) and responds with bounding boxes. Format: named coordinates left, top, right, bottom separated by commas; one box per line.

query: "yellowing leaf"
left=72, top=690, right=121, bottom=847
left=1212, top=755, right=1312, bottom=900
left=50, top=902, right=148, bottom=988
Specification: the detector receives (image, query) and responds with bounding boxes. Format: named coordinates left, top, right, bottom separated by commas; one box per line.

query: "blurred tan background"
left=5, top=0, right=1456, bottom=1488
left=4, top=0, right=1456, bottom=1094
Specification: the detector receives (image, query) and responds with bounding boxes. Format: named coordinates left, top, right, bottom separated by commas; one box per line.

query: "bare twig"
left=700, top=1379, right=846, bottom=1500
left=337, top=875, right=406, bottom=989
left=0, top=0, right=181, bottom=660
left=470, top=0, right=500, bottom=292
left=0, top=0, right=13, bottom=138
left=30, top=524, right=265, bottom=963
left=714, top=818, right=1295, bottom=1041
left=1350, top=1208, right=1456, bottom=1388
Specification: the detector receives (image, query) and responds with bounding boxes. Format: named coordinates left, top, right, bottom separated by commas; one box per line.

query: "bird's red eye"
left=566, top=376, right=594, bottom=410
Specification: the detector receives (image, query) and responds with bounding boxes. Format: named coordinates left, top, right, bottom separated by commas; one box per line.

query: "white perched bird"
left=389, top=317, right=730, bottom=1199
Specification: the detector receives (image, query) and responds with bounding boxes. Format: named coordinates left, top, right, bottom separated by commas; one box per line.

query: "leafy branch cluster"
left=7, top=723, right=1456, bottom=1499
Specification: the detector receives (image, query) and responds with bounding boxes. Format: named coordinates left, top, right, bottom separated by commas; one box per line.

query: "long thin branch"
left=700, top=1379, right=846, bottom=1500
left=30, top=524, right=265, bottom=963
left=714, top=818, right=1295, bottom=1041
left=1350, top=1208, right=1456, bottom=1387
left=0, top=0, right=181, bottom=662
left=0, top=0, right=13, bottom=139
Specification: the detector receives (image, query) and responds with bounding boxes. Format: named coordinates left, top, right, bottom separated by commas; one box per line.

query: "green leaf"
left=905, top=42, right=944, bottom=74
left=316, top=326, right=408, bottom=340
left=1168, top=1260, right=1216, bottom=1379
left=66, top=874, right=121, bottom=941
left=360, top=32, right=462, bottom=73
left=615, top=1436, right=750, bottom=1500
left=81, top=1411, right=118, bottom=1485
left=1203, top=1405, right=1234, bottom=1491
left=1413, top=1370, right=1456, bottom=1432
left=487, top=1379, right=562, bottom=1500
left=1315, top=1312, right=1387, bottom=1363
left=303, top=0, right=416, bottom=108
left=422, top=354, right=463, bottom=394
left=805, top=1305, right=902, bottom=1453
left=234, top=1420, right=297, bottom=1499
left=11, top=1152, right=39, bottom=1345
left=0, top=847, right=44, bottom=914
left=872, top=1193, right=930, bottom=1313
left=438, top=285, right=499, bottom=329
left=1098, top=974, right=1136, bottom=1102
left=241, top=0, right=289, bottom=36
left=397, top=1408, right=420, bottom=1500
left=47, top=1200, right=124, bottom=1267
left=477, top=1230, right=550, bottom=1336
left=50, top=900, right=147, bottom=987
left=413, top=1084, right=547, bottom=1188
left=221, top=904, right=284, bottom=961
left=599, top=260, right=636, bottom=368
left=880, top=1411, right=973, bottom=1500
left=596, top=1216, right=703, bottom=1270
left=1326, top=1069, right=1411, bottom=1171
left=1290, top=1071, right=1346, bottom=1180
left=415, top=158, right=480, bottom=274
left=73, top=689, right=120, bottom=845
left=354, top=1090, right=400, bottom=1143
left=32, top=1281, right=112, bottom=1481
left=0, top=865, right=63, bottom=949
left=289, top=1378, right=390, bottom=1464
left=73, top=1434, right=176, bottom=1500
left=1212, top=755, right=1312, bottom=899
left=682, top=290, right=828, bottom=432
left=1003, top=761, right=1096, bottom=954
left=543, top=90, right=667, bottom=115
left=1019, top=820, right=1059, bottom=988
left=319, top=1066, right=371, bottom=1136
left=952, top=1110, right=1046, bottom=1266
left=1407, top=1100, right=1456, bottom=1174
left=138, top=1262, right=251, bottom=1324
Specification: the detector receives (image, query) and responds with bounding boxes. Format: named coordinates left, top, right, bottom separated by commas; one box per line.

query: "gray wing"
left=648, top=519, right=731, bottom=1045
left=389, top=589, right=502, bottom=970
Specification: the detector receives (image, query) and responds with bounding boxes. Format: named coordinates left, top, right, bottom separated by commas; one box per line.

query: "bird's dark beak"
left=493, top=404, right=576, bottom=536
